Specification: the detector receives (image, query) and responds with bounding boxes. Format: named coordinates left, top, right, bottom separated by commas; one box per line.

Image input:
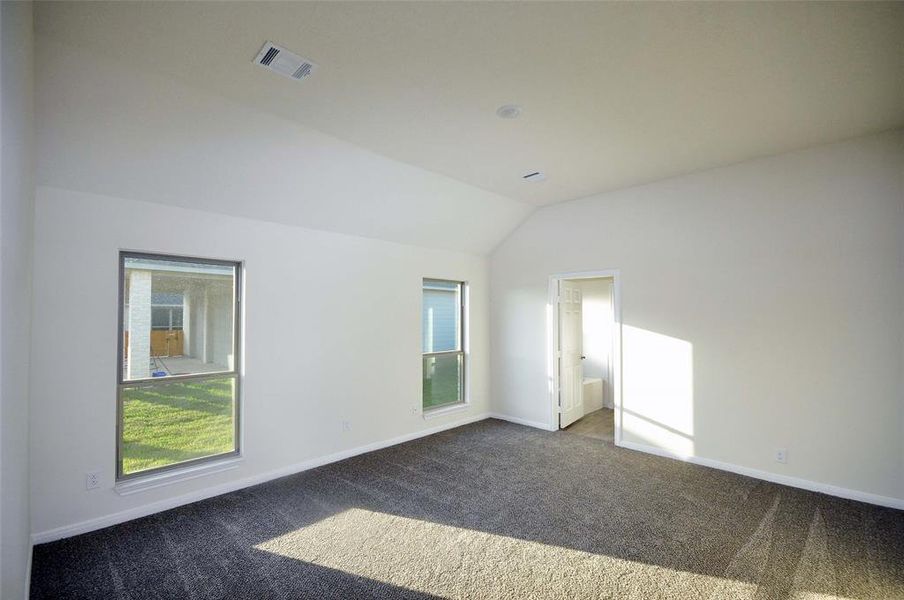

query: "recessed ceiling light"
left=522, top=171, right=546, bottom=182
left=496, top=104, right=523, bottom=119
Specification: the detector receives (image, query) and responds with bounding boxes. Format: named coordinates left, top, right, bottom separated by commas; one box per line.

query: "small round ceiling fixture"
left=496, top=104, right=523, bottom=119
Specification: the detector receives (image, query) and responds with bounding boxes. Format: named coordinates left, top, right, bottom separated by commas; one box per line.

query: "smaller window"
left=151, top=306, right=184, bottom=330
left=422, top=279, right=466, bottom=410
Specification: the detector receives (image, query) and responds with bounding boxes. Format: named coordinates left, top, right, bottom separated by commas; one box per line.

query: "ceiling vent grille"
left=254, top=41, right=318, bottom=81
left=522, top=171, right=547, bottom=182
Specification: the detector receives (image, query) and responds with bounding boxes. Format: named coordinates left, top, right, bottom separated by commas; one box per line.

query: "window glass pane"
left=122, top=256, right=236, bottom=380
left=171, top=308, right=184, bottom=329
left=422, top=280, right=461, bottom=352
left=153, top=292, right=183, bottom=305
left=151, top=307, right=174, bottom=329
left=422, top=353, right=462, bottom=409
left=120, top=376, right=236, bottom=476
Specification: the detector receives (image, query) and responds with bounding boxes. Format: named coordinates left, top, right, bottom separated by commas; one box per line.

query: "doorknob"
left=581, top=355, right=586, bottom=360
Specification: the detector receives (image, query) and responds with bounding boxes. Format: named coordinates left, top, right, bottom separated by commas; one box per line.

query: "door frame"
left=547, top=269, right=622, bottom=444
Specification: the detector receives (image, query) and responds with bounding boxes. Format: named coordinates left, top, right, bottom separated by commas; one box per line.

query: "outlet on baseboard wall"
left=85, top=471, right=100, bottom=490
left=775, top=448, right=788, bottom=464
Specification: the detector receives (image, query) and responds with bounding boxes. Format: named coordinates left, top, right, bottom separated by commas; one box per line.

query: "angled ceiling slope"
left=33, top=35, right=531, bottom=256
left=36, top=2, right=904, bottom=208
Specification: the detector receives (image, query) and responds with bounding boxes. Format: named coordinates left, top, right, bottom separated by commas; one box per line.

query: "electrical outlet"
left=411, top=406, right=419, bottom=416
left=775, top=448, right=788, bottom=464
left=85, top=471, right=100, bottom=490
left=342, top=420, right=351, bottom=432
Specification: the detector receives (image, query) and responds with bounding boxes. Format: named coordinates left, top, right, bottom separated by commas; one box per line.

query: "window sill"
left=115, top=456, right=243, bottom=496
left=423, top=402, right=469, bottom=420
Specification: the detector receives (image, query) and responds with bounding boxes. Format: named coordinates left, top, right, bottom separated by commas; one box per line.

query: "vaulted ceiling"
left=34, top=1, right=904, bottom=251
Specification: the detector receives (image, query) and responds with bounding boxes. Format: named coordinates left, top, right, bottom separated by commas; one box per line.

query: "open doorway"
left=548, top=270, right=621, bottom=444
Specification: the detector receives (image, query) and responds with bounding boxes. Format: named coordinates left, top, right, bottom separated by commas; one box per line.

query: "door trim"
left=547, top=270, right=622, bottom=444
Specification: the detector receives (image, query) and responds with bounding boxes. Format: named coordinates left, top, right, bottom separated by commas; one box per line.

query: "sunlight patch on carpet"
left=256, top=508, right=760, bottom=599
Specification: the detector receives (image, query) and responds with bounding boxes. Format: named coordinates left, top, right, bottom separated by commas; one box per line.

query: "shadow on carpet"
left=30, top=419, right=904, bottom=599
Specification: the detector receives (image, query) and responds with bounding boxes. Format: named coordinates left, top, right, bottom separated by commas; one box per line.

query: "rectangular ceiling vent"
left=253, top=41, right=318, bottom=81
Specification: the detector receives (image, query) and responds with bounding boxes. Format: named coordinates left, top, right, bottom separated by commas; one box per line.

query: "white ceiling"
left=35, top=37, right=531, bottom=255
left=36, top=2, right=904, bottom=207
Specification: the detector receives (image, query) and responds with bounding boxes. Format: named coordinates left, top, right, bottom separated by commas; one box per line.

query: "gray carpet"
left=30, top=419, right=904, bottom=599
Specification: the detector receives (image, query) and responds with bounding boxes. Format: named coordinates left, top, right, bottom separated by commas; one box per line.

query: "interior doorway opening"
left=548, top=271, right=621, bottom=444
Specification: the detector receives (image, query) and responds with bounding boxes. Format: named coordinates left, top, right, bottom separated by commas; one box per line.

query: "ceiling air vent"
left=522, top=171, right=547, bottom=182
left=253, top=41, right=318, bottom=81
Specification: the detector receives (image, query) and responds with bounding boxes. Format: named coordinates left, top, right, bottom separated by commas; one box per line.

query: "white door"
left=559, top=280, right=584, bottom=428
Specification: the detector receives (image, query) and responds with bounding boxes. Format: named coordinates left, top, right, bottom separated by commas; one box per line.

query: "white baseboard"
left=488, top=412, right=556, bottom=431
left=34, top=415, right=900, bottom=546
left=617, top=440, right=904, bottom=511
left=32, top=412, right=490, bottom=545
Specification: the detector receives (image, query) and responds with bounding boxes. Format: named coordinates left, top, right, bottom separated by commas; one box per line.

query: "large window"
left=117, top=252, right=241, bottom=480
left=422, top=279, right=466, bottom=410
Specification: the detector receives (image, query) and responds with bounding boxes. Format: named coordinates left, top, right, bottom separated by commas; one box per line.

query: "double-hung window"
left=422, top=279, right=466, bottom=411
left=117, top=252, right=242, bottom=480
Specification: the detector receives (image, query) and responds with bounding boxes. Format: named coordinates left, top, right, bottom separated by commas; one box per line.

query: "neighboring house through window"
left=422, top=279, right=466, bottom=411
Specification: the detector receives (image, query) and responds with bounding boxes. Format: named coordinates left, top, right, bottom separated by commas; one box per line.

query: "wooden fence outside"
left=124, top=330, right=185, bottom=358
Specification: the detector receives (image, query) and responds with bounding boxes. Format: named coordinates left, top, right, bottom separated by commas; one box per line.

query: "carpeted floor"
left=31, top=419, right=904, bottom=599
left=563, top=407, right=614, bottom=442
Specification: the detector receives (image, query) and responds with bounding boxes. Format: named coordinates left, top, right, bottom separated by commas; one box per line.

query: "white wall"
left=578, top=278, right=613, bottom=411
left=29, top=188, right=492, bottom=538
left=491, top=131, right=904, bottom=505
left=28, top=23, right=526, bottom=541
left=1, top=2, right=34, bottom=597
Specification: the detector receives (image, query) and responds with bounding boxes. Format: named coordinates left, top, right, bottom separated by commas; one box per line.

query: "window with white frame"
left=422, top=279, right=466, bottom=410
left=117, top=252, right=241, bottom=479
